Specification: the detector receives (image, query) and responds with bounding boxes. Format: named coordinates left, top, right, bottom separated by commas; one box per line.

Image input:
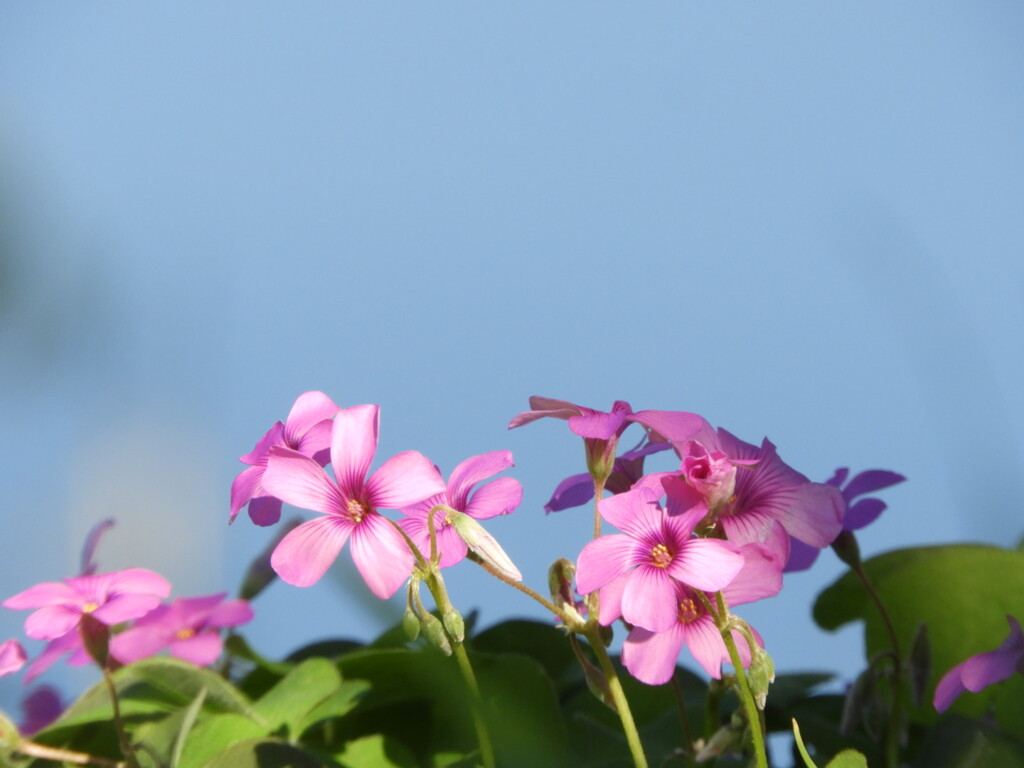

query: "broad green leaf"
left=296, top=680, right=370, bottom=739
left=176, top=713, right=270, bottom=768
left=199, top=737, right=328, bottom=768
left=911, top=714, right=1024, bottom=768
left=333, top=733, right=417, bottom=768
left=813, top=544, right=1024, bottom=729
left=130, top=689, right=207, bottom=768
left=825, top=749, right=869, bottom=768
left=253, top=657, right=342, bottom=739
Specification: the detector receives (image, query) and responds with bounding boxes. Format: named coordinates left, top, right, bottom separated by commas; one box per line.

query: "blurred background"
left=2, top=1, right=1022, bottom=734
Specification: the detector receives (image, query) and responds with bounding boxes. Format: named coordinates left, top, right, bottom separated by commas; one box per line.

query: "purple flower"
left=23, top=631, right=91, bottom=683
left=543, top=440, right=672, bottom=514
left=20, top=685, right=64, bottom=735
left=399, top=450, right=522, bottom=569
left=0, top=638, right=26, bottom=677
left=3, top=569, right=171, bottom=641
left=615, top=542, right=782, bottom=684
left=111, top=593, right=253, bottom=666
left=261, top=403, right=446, bottom=595
left=575, top=486, right=744, bottom=632
left=934, top=615, right=1024, bottom=712
left=509, top=397, right=635, bottom=481
left=785, top=467, right=905, bottom=572
left=230, top=391, right=340, bottom=526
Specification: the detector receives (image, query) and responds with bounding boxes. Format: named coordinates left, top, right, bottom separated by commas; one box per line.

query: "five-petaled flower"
left=111, top=593, right=254, bottom=666
left=575, top=486, right=745, bottom=633
left=231, top=391, right=340, bottom=526
left=399, top=450, right=522, bottom=569
left=261, top=403, right=446, bottom=596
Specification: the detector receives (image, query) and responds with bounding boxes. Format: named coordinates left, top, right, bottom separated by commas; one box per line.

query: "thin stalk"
left=102, top=668, right=140, bottom=768
left=670, top=672, right=695, bottom=757
left=714, top=593, right=767, bottom=768
left=468, top=553, right=573, bottom=622
left=852, top=563, right=902, bottom=768
left=592, top=476, right=606, bottom=540
left=583, top=626, right=649, bottom=768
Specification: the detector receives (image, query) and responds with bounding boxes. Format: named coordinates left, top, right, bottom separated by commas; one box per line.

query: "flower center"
left=82, top=602, right=99, bottom=613
left=677, top=598, right=700, bottom=624
left=649, top=543, right=673, bottom=568
left=346, top=499, right=367, bottom=523
left=176, top=628, right=196, bottom=640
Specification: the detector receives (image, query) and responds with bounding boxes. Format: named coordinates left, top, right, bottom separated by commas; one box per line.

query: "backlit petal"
left=349, top=513, right=415, bottom=598
left=366, top=451, right=445, bottom=510
left=263, top=447, right=346, bottom=515
left=271, top=516, right=352, bottom=587
left=330, top=404, right=379, bottom=495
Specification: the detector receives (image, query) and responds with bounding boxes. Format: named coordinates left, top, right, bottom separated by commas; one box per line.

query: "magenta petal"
left=331, top=404, right=379, bottom=495
left=366, top=451, right=446, bottom=510
left=598, top=487, right=660, bottom=533
left=783, top=537, right=822, bottom=573
left=103, top=568, right=172, bottom=599
left=568, top=412, right=627, bottom=440
left=349, top=513, right=415, bottom=599
left=93, top=594, right=163, bottom=625
left=3, top=582, right=79, bottom=611
left=169, top=632, right=224, bottom=666
left=543, top=473, right=594, bottom=513
left=723, top=542, right=784, bottom=605
left=207, top=599, right=254, bottom=628
left=262, top=448, right=346, bottom=515
left=842, top=470, right=906, bottom=500
left=685, top=618, right=733, bottom=678
left=0, top=639, right=27, bottom=677
left=597, top=574, right=629, bottom=626
left=447, top=451, right=514, bottom=508
left=284, top=391, right=339, bottom=445
left=25, top=606, right=84, bottom=640
left=464, top=477, right=523, bottom=520
left=295, top=420, right=334, bottom=466
left=110, top=626, right=168, bottom=664
left=230, top=466, right=264, bottom=522
left=434, top=525, right=470, bottom=569
left=622, top=625, right=686, bottom=686
left=621, top=567, right=677, bottom=632
left=247, top=495, right=284, bottom=527
left=24, top=632, right=82, bottom=683
left=575, top=534, right=634, bottom=594
left=934, top=659, right=970, bottom=712
left=668, top=539, right=744, bottom=593
left=239, top=422, right=285, bottom=465
left=844, top=499, right=886, bottom=531
left=628, top=410, right=714, bottom=445
left=271, top=516, right=353, bottom=588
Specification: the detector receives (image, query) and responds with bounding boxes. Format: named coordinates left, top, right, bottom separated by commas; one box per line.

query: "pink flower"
left=230, top=391, right=340, bottom=526
left=111, top=593, right=253, bottom=666
left=3, top=569, right=171, bottom=641
left=615, top=542, right=782, bottom=684
left=261, top=404, right=446, bottom=595
left=786, top=467, right=906, bottom=572
left=399, top=450, right=522, bottom=569
left=23, top=631, right=91, bottom=683
left=575, top=486, right=744, bottom=632
left=0, top=638, right=27, bottom=677
left=509, top=397, right=635, bottom=480
left=934, top=615, right=1024, bottom=712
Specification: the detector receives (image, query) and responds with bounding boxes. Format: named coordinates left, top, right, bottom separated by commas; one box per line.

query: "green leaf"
left=333, top=733, right=417, bottom=768
left=199, top=738, right=329, bottom=768
left=296, top=681, right=371, bottom=739
left=176, top=714, right=270, bottom=768
left=825, top=749, right=869, bottom=768
left=911, top=714, right=1024, bottom=768
left=792, top=718, right=819, bottom=768
left=813, top=544, right=1024, bottom=729
left=254, top=657, right=342, bottom=739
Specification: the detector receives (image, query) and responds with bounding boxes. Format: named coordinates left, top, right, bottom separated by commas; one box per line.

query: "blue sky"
left=2, top=2, right=1023, bottom=718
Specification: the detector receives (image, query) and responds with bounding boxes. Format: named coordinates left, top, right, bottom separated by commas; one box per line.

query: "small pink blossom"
left=111, top=593, right=253, bottom=667
left=934, top=615, right=1024, bottom=712
left=3, top=569, right=171, bottom=641
left=0, top=638, right=27, bottom=677
left=575, top=486, right=744, bottom=633
left=400, top=450, right=522, bottom=569
left=261, top=404, right=446, bottom=596
left=615, top=542, right=782, bottom=684
left=231, top=391, right=340, bottom=526
left=23, top=631, right=91, bottom=683
left=543, top=440, right=671, bottom=514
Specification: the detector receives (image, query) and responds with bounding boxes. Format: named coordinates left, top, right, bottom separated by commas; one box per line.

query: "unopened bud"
left=448, top=511, right=521, bottom=581
left=420, top=613, right=452, bottom=656
left=909, top=622, right=931, bottom=708
left=402, top=608, right=421, bottom=642
left=79, top=613, right=111, bottom=668
left=443, top=609, right=465, bottom=644
left=746, top=645, right=775, bottom=710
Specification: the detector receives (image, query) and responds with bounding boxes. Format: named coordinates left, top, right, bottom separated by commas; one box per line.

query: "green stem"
left=852, top=563, right=902, bottom=768
left=670, top=672, right=695, bottom=757
left=103, top=668, right=140, bottom=768
left=714, top=593, right=767, bottom=768
left=583, top=627, right=649, bottom=768
left=468, top=553, right=574, bottom=623
left=592, top=476, right=606, bottom=540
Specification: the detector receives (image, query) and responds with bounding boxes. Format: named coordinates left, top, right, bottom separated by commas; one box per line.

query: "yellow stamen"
left=677, top=598, right=700, bottom=624
left=81, top=602, right=99, bottom=614
left=346, top=499, right=366, bottom=523
left=650, top=543, right=673, bottom=568
left=175, top=628, right=196, bottom=640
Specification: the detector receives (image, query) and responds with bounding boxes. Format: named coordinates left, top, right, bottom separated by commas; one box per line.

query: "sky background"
left=1, top=1, right=1023, bottom=742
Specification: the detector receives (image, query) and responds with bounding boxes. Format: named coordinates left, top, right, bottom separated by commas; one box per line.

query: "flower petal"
left=621, top=567, right=677, bottom=632
left=331, top=404, right=379, bottom=495
left=684, top=617, right=733, bottom=679
left=0, top=639, right=27, bottom=677
left=842, top=470, right=906, bottom=501
left=169, top=632, right=224, bottom=667
left=366, top=451, right=445, bottom=510
left=206, top=599, right=254, bottom=628
left=447, top=451, right=514, bottom=509
left=239, top=422, right=285, bottom=465
left=262, top=447, right=346, bottom=515
left=622, top=625, right=686, bottom=686
left=295, top=419, right=334, bottom=466
left=271, top=516, right=353, bottom=588
left=575, top=534, right=634, bottom=595
left=349, top=512, right=415, bottom=598
left=544, top=472, right=595, bottom=513
left=110, top=625, right=170, bottom=665
left=93, top=594, right=164, bottom=626
left=668, top=538, right=744, bottom=593
left=283, top=391, right=339, bottom=446
left=229, top=466, right=264, bottom=523
left=3, top=582, right=79, bottom=611
left=568, top=411, right=628, bottom=440
left=24, top=606, right=81, bottom=640
left=247, top=495, right=284, bottom=527
left=464, top=477, right=523, bottom=520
